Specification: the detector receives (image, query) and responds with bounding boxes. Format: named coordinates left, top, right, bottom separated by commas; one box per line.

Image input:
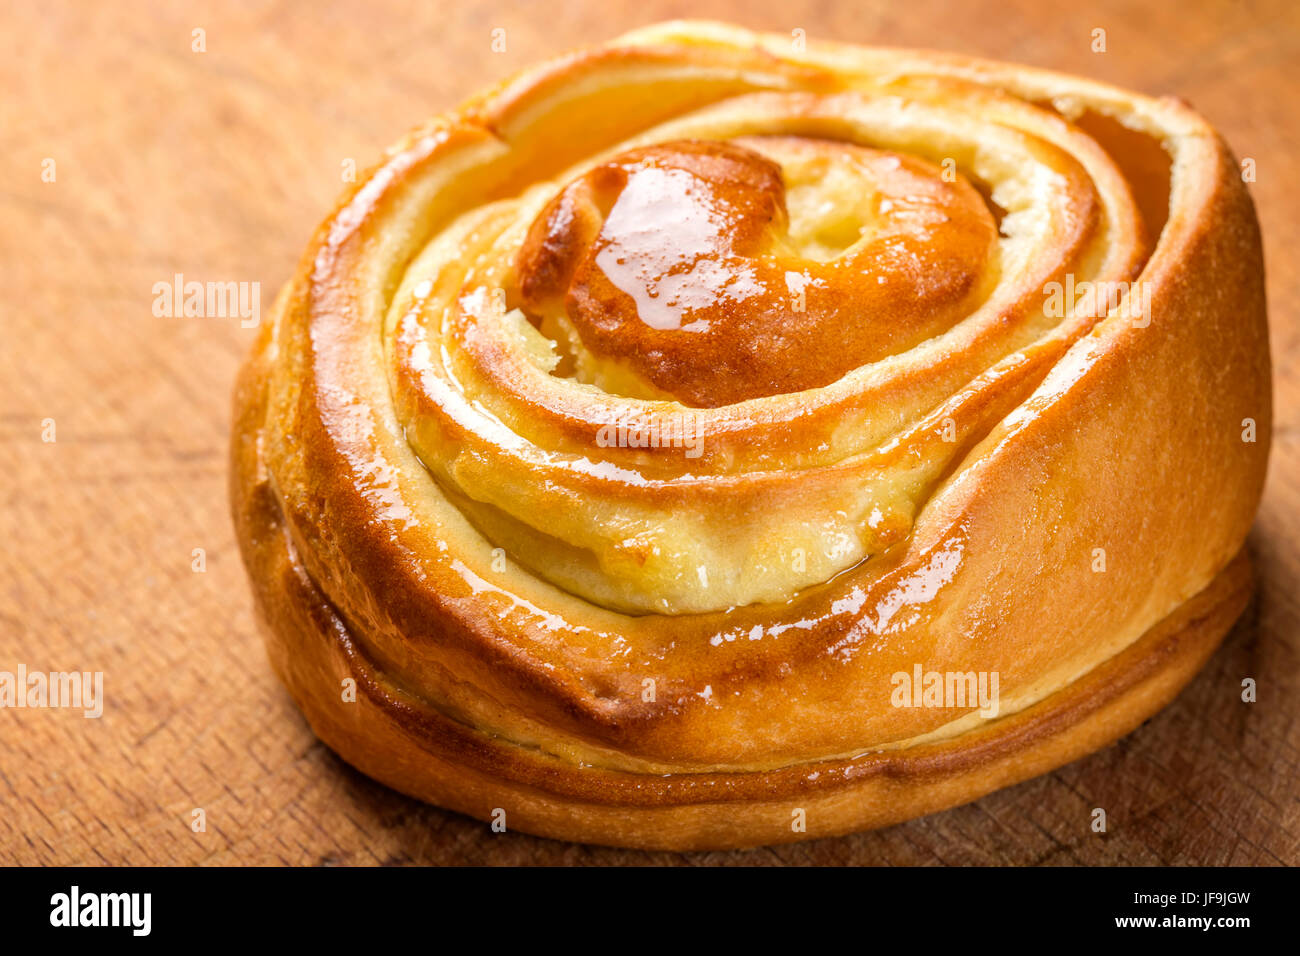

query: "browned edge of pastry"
left=232, top=337, right=1252, bottom=850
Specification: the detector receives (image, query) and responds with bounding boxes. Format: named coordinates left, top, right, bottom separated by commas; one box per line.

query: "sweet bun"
left=231, top=21, right=1270, bottom=849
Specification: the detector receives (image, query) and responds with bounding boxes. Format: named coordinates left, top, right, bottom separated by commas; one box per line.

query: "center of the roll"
left=516, top=138, right=998, bottom=407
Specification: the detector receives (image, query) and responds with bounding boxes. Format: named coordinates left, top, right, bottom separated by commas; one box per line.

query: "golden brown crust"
left=515, top=137, right=999, bottom=406
left=230, top=21, right=1270, bottom=848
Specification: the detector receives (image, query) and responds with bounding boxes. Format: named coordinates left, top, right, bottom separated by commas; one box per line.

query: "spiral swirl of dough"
left=232, top=21, right=1269, bottom=848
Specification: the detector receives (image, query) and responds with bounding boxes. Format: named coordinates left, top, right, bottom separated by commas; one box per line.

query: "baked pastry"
left=231, top=21, right=1271, bottom=850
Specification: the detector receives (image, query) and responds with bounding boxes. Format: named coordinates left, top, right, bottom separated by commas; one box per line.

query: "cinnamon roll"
left=231, top=21, right=1271, bottom=849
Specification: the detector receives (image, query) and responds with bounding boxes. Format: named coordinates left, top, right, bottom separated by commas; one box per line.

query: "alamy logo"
left=0, top=665, right=102, bottom=718
left=1043, top=274, right=1152, bottom=325
left=595, top=412, right=704, bottom=458
left=50, top=886, right=151, bottom=936
left=151, top=273, right=260, bottom=327
left=891, top=665, right=1000, bottom=717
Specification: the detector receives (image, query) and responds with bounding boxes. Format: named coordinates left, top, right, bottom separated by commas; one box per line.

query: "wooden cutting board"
left=2, top=0, right=1296, bottom=865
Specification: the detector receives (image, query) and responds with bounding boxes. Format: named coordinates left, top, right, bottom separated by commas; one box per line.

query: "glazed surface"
left=231, top=21, right=1270, bottom=845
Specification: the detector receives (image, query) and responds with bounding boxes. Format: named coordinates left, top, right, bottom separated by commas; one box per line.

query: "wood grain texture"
left=1, top=0, right=1295, bottom=866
